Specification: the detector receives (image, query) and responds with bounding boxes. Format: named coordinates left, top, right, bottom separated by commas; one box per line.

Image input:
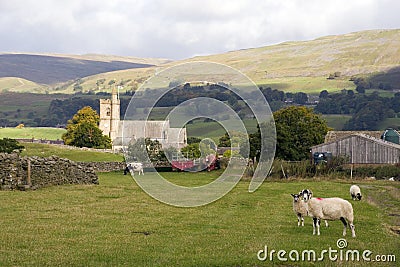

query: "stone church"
left=99, top=87, right=187, bottom=151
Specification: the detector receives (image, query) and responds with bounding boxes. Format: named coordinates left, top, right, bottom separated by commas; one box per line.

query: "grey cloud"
left=0, top=0, right=399, bottom=59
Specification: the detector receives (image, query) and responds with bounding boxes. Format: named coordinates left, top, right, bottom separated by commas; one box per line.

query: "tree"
left=0, top=138, right=24, bottom=153
left=181, top=143, right=201, bottom=159
left=127, top=138, right=165, bottom=162
left=218, top=132, right=231, bottom=147
left=187, top=136, right=201, bottom=145
left=274, top=106, right=329, bottom=161
left=293, top=92, right=308, bottom=104
left=356, top=85, right=366, bottom=94
left=319, top=90, right=329, bottom=99
left=62, top=106, right=111, bottom=148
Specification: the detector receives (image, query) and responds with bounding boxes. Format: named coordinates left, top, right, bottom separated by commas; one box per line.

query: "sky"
left=1, top=0, right=399, bottom=60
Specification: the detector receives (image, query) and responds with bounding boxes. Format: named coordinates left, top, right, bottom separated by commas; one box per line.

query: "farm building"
left=324, top=130, right=382, bottom=143
left=381, top=128, right=400, bottom=144
left=311, top=133, right=400, bottom=164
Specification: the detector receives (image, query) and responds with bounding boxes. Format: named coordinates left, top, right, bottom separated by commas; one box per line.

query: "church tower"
left=99, top=86, right=120, bottom=142
left=110, top=86, right=120, bottom=141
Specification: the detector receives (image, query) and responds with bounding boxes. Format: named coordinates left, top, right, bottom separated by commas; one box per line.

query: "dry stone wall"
left=77, top=161, right=126, bottom=172
left=0, top=153, right=98, bottom=190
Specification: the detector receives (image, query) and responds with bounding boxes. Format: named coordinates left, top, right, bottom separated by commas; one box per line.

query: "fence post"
left=27, top=159, right=31, bottom=186
left=350, top=163, right=353, bottom=179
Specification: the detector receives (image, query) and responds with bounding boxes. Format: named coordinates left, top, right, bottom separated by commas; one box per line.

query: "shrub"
left=0, top=138, right=24, bottom=153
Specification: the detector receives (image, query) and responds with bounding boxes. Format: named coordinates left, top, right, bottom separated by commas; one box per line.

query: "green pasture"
left=378, top=118, right=400, bottom=130
left=186, top=119, right=258, bottom=141
left=258, top=76, right=355, bottom=93
left=0, top=127, right=66, bottom=140
left=0, top=171, right=398, bottom=266
left=321, top=115, right=352, bottom=131
left=20, top=142, right=124, bottom=162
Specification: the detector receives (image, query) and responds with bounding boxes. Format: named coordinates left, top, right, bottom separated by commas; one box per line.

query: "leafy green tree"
left=0, top=138, right=24, bottom=153
left=223, top=149, right=240, bottom=158
left=127, top=138, right=165, bottom=162
left=343, top=101, right=386, bottom=130
left=181, top=143, right=201, bottom=159
left=293, top=92, right=308, bottom=104
left=319, top=90, right=329, bottom=99
left=356, top=86, right=366, bottom=94
left=218, top=132, right=231, bottom=147
left=274, top=106, right=329, bottom=161
left=62, top=106, right=111, bottom=148
left=187, top=136, right=201, bottom=145
left=218, top=131, right=248, bottom=148
left=246, top=121, right=275, bottom=161
left=68, top=122, right=110, bottom=148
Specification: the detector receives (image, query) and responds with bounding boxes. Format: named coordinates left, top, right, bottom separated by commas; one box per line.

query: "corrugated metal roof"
left=312, top=133, right=400, bottom=150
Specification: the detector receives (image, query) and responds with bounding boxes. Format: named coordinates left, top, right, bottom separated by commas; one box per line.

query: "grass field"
left=0, top=92, right=70, bottom=126
left=322, top=115, right=352, bottom=131
left=0, top=77, right=48, bottom=93
left=0, top=127, right=66, bottom=140
left=378, top=118, right=400, bottom=130
left=186, top=119, right=258, bottom=141
left=258, top=76, right=355, bottom=93
left=0, top=171, right=398, bottom=266
left=20, top=142, right=124, bottom=162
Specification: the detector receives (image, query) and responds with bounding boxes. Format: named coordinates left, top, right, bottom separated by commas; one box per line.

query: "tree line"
left=315, top=90, right=400, bottom=130
left=7, top=79, right=398, bottom=131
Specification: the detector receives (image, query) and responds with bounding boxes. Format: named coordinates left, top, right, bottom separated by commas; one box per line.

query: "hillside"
left=0, top=53, right=169, bottom=87
left=193, top=29, right=400, bottom=79
left=0, top=29, right=399, bottom=94
left=57, top=29, right=400, bottom=93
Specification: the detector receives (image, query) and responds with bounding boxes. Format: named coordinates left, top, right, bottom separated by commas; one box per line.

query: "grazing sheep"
left=291, top=192, right=329, bottom=227
left=350, top=185, right=362, bottom=200
left=128, top=162, right=144, bottom=175
left=291, top=193, right=306, bottom=226
left=301, top=189, right=356, bottom=237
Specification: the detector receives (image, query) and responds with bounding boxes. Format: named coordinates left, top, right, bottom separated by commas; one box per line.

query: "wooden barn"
left=311, top=133, right=400, bottom=164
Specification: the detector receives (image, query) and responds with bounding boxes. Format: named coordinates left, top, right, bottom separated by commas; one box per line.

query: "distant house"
left=311, top=133, right=400, bottom=164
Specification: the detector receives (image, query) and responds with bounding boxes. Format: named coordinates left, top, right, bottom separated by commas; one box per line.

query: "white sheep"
left=291, top=192, right=329, bottom=227
left=350, top=185, right=362, bottom=200
left=291, top=193, right=306, bottom=226
left=301, top=189, right=356, bottom=237
left=128, top=162, right=144, bottom=175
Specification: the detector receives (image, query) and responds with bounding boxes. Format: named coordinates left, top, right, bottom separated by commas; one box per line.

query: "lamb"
left=291, top=193, right=306, bottom=226
left=291, top=192, right=328, bottom=227
left=350, top=185, right=362, bottom=200
left=301, top=189, right=356, bottom=237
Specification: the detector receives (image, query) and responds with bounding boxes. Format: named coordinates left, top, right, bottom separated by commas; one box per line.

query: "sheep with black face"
left=291, top=192, right=328, bottom=227
left=350, top=185, right=362, bottom=200
left=301, top=189, right=356, bottom=237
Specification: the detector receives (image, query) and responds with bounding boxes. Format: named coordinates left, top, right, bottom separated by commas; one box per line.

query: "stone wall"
left=77, top=161, right=126, bottom=172
left=0, top=153, right=98, bottom=190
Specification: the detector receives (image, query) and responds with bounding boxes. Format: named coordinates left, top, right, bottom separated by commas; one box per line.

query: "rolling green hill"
left=1, top=29, right=399, bottom=94
left=59, top=29, right=400, bottom=94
